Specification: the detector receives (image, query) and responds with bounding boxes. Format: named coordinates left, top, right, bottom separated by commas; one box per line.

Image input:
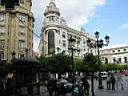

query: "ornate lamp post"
left=12, top=51, right=16, bottom=58
left=11, top=51, right=16, bottom=62
left=25, top=48, right=29, bottom=57
left=95, top=31, right=110, bottom=89
left=68, top=36, right=75, bottom=82
left=87, top=31, right=110, bottom=89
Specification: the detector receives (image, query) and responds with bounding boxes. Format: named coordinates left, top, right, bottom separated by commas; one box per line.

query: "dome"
left=49, top=1, right=56, bottom=8
left=44, top=0, right=60, bottom=16
left=12, top=57, right=40, bottom=67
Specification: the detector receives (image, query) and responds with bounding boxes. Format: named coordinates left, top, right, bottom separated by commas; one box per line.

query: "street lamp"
left=11, top=51, right=16, bottom=62
left=87, top=31, right=110, bottom=89
left=25, top=48, right=29, bottom=57
left=68, top=36, right=75, bottom=82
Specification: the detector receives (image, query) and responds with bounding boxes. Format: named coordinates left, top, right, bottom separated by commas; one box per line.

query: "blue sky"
left=84, top=0, right=128, bottom=46
left=32, top=0, right=128, bottom=51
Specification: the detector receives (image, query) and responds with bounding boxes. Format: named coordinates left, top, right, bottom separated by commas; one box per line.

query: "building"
left=100, top=45, right=128, bottom=64
left=39, top=1, right=96, bottom=57
left=0, top=0, right=34, bottom=62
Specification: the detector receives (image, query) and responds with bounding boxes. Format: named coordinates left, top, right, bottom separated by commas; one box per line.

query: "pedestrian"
left=47, top=78, right=56, bottom=96
left=0, top=79, right=6, bottom=96
left=6, top=78, right=13, bottom=96
left=116, top=74, right=124, bottom=90
left=81, top=76, right=90, bottom=96
left=59, top=82, right=66, bottom=96
left=106, top=74, right=111, bottom=90
left=110, top=74, right=116, bottom=90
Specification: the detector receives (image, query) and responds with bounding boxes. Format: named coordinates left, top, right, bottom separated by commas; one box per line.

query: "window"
left=83, top=40, right=85, bottom=44
left=113, top=57, right=116, bottom=63
left=20, top=54, right=25, bottom=57
left=105, top=58, right=108, bottom=64
left=90, top=49, right=92, bottom=53
left=0, top=41, right=5, bottom=50
left=0, top=26, right=5, bottom=35
left=63, top=40, right=66, bottom=47
left=118, top=58, right=122, bottom=63
left=18, top=14, right=26, bottom=25
left=20, top=0, right=24, bottom=4
left=0, top=13, right=5, bottom=21
left=118, top=50, right=120, bottom=52
left=0, top=51, right=4, bottom=60
left=124, top=57, right=127, bottom=63
left=18, top=40, right=25, bottom=49
left=57, top=47, right=60, bottom=52
left=77, top=40, right=80, bottom=44
left=62, top=32, right=66, bottom=38
left=62, top=50, right=65, bottom=54
left=19, top=27, right=25, bottom=36
left=112, top=50, right=115, bottom=53
left=49, top=16, right=55, bottom=21
left=123, top=49, right=126, bottom=51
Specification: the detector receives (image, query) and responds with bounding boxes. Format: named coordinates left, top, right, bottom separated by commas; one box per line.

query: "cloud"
left=120, top=22, right=128, bottom=30
left=31, top=0, right=106, bottom=51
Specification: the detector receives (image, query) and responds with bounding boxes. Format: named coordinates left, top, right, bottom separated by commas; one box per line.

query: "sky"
left=32, top=0, right=128, bottom=51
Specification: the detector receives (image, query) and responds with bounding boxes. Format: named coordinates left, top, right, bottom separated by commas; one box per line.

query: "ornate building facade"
left=0, top=0, right=34, bottom=62
left=39, top=1, right=96, bottom=57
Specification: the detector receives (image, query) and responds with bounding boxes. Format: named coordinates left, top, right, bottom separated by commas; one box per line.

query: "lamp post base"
left=98, top=85, right=104, bottom=89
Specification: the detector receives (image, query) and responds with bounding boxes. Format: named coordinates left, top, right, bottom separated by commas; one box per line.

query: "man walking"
left=81, top=76, right=90, bottom=96
left=106, top=74, right=111, bottom=90
left=111, top=74, right=116, bottom=90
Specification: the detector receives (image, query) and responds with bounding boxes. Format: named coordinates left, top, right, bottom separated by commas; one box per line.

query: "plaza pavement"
left=40, top=76, right=128, bottom=96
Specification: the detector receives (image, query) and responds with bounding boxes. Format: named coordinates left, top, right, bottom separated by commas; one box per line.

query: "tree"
left=82, top=53, right=98, bottom=73
left=75, top=58, right=83, bottom=72
left=51, top=53, right=72, bottom=73
left=82, top=53, right=98, bottom=96
left=101, top=64, right=127, bottom=71
left=38, top=53, right=72, bottom=78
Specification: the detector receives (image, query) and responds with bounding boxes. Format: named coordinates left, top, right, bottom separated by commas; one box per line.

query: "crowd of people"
left=0, top=72, right=125, bottom=96
left=106, top=73, right=124, bottom=90
left=46, top=72, right=125, bottom=96
left=46, top=75, right=90, bottom=96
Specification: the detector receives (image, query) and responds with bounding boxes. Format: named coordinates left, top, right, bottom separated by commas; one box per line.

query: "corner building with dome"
left=39, top=1, right=96, bottom=58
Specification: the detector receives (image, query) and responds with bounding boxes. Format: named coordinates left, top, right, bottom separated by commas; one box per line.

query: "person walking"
left=116, top=74, right=124, bottom=90
left=0, top=79, right=6, bottom=96
left=106, top=74, right=111, bottom=90
left=81, top=76, right=90, bottom=96
left=47, top=78, right=57, bottom=96
left=110, top=74, right=116, bottom=90
left=5, top=78, right=14, bottom=96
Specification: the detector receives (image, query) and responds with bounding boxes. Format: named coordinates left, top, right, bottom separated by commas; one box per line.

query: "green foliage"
left=38, top=53, right=72, bottom=73
left=81, top=53, right=99, bottom=72
left=75, top=58, right=83, bottom=71
left=101, top=64, right=127, bottom=71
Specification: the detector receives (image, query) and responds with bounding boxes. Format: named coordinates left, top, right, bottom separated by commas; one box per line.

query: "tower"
left=41, top=0, right=61, bottom=55
left=0, top=0, right=34, bottom=62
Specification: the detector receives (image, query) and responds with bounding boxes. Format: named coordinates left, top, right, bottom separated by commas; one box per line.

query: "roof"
left=12, top=57, right=40, bottom=67
left=101, top=44, right=128, bottom=50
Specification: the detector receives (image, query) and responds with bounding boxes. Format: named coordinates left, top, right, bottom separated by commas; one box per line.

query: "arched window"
left=48, top=31, right=55, bottom=54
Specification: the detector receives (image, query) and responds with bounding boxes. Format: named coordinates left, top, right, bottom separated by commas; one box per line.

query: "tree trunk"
left=91, top=71, right=95, bottom=96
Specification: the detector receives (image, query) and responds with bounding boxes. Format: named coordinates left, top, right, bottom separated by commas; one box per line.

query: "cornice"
left=42, top=22, right=95, bottom=40
left=101, top=51, right=128, bottom=56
